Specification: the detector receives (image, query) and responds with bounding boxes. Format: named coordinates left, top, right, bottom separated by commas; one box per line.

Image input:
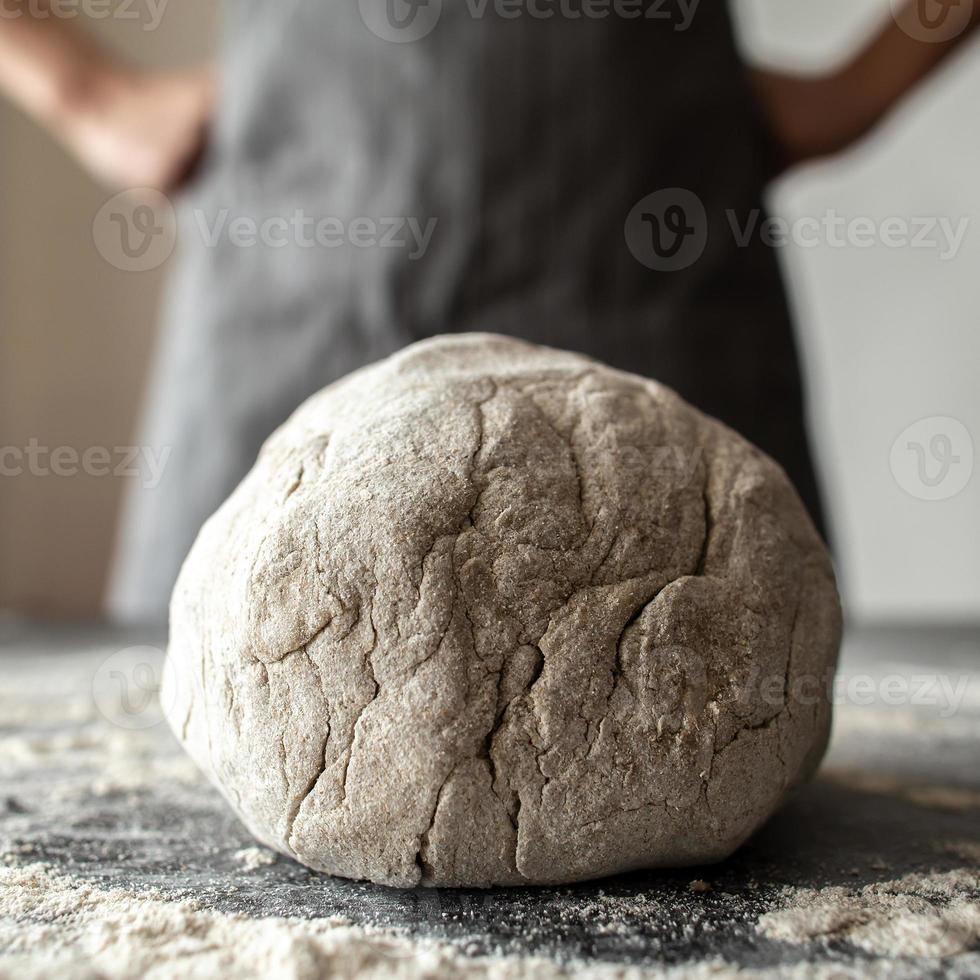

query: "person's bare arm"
left=0, top=0, right=213, bottom=189
left=752, top=1, right=980, bottom=167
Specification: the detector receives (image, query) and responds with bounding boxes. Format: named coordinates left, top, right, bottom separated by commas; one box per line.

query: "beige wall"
left=0, top=1, right=218, bottom=617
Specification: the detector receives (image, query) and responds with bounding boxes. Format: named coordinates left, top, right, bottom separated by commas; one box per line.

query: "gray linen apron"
left=109, top=0, right=824, bottom=621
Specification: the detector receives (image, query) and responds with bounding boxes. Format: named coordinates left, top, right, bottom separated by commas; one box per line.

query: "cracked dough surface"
left=166, top=333, right=841, bottom=888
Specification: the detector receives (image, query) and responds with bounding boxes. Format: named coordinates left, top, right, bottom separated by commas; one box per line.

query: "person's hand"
left=752, top=0, right=980, bottom=170
left=0, top=3, right=215, bottom=192
left=62, top=67, right=215, bottom=191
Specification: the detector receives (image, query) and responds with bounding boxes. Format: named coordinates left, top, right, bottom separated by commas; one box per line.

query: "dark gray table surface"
left=1, top=620, right=978, bottom=977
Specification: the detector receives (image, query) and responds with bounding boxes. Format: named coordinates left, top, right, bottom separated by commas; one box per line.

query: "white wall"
left=736, top=0, right=980, bottom=622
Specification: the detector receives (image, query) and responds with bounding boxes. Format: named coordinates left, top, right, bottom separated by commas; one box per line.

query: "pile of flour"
left=0, top=861, right=724, bottom=980
left=759, top=869, right=980, bottom=959
left=3, top=858, right=978, bottom=980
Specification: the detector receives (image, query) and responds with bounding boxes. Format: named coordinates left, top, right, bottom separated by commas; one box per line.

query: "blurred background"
left=0, top=0, right=977, bottom=622
left=0, top=0, right=219, bottom=616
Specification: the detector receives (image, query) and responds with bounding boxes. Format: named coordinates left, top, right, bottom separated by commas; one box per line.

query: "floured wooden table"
left=1, top=620, right=978, bottom=978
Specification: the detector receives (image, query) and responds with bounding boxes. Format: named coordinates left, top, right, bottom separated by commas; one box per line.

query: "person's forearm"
left=848, top=2, right=980, bottom=126
left=0, top=0, right=116, bottom=129
left=752, top=1, right=980, bottom=166
left=0, top=2, right=214, bottom=191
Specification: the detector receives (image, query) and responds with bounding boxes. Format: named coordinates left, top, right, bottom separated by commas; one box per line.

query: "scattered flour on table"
left=759, top=869, right=980, bottom=958
left=233, top=847, right=278, bottom=872
left=0, top=687, right=94, bottom=727
left=0, top=861, right=732, bottom=980
left=3, top=860, right=978, bottom=980
left=939, top=841, right=980, bottom=863
left=0, top=724, right=201, bottom=798
left=3, top=642, right=979, bottom=979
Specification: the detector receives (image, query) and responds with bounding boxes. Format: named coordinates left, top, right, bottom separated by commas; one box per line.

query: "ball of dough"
left=166, top=334, right=841, bottom=888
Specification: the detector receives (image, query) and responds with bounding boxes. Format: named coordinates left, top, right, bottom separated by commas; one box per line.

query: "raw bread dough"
left=166, top=334, right=841, bottom=888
